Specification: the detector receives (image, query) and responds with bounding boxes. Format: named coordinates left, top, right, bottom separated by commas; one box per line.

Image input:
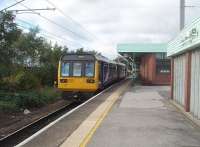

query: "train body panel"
left=58, top=56, right=100, bottom=92
left=100, top=62, right=118, bottom=87
left=58, top=77, right=98, bottom=92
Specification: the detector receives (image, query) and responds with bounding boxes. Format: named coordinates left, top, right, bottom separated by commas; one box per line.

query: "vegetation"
left=0, top=11, right=98, bottom=112
left=0, top=88, right=61, bottom=112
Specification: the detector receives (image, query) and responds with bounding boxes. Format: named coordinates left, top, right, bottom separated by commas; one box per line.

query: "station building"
left=117, top=43, right=171, bottom=85
left=168, top=18, right=200, bottom=120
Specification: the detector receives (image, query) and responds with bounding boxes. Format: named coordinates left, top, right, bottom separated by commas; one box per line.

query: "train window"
left=73, top=63, right=82, bottom=76
left=61, top=62, right=70, bottom=76
left=85, top=63, right=94, bottom=77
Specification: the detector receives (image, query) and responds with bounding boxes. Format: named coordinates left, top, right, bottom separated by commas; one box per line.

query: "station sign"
left=167, top=18, right=200, bottom=57
left=180, top=28, right=198, bottom=47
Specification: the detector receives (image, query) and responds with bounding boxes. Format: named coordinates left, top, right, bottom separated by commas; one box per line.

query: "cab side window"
left=85, top=62, right=94, bottom=77
left=61, top=62, right=70, bottom=76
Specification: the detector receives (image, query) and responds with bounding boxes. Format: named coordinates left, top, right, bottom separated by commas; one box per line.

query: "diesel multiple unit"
left=57, top=54, right=126, bottom=98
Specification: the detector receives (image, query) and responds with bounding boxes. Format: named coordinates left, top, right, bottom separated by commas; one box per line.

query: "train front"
left=57, top=54, right=99, bottom=98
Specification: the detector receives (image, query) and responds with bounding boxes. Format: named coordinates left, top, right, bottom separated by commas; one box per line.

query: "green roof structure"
left=117, top=43, right=167, bottom=53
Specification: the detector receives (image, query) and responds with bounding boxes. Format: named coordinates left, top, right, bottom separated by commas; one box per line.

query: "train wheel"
left=62, top=92, right=74, bottom=101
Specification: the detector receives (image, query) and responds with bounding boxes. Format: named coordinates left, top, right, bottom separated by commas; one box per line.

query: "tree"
left=0, top=11, right=21, bottom=62
left=0, top=11, right=106, bottom=89
left=74, top=48, right=100, bottom=55
left=13, top=27, right=43, bottom=67
left=0, top=11, right=21, bottom=78
left=76, top=48, right=84, bottom=54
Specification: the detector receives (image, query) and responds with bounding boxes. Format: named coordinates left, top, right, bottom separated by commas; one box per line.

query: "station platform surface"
left=16, top=80, right=129, bottom=147
left=17, top=80, right=200, bottom=147
left=86, top=85, right=200, bottom=147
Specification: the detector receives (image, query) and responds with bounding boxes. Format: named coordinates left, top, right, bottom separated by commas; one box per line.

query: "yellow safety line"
left=79, top=94, right=118, bottom=147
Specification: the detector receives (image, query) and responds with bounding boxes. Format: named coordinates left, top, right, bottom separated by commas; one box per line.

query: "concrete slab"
left=88, top=86, right=200, bottom=147
left=120, top=92, right=164, bottom=109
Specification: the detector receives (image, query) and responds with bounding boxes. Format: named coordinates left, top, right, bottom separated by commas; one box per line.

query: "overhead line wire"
left=45, top=0, right=98, bottom=40
left=17, top=24, right=82, bottom=49
left=15, top=0, right=92, bottom=42
left=16, top=19, right=83, bottom=47
left=0, top=0, right=26, bottom=12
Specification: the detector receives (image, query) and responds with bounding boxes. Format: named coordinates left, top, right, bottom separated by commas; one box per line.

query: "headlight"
left=87, top=79, right=95, bottom=83
left=60, top=79, right=68, bottom=83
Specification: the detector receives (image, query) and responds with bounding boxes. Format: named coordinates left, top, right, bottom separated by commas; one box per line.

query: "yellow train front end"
left=57, top=54, right=100, bottom=99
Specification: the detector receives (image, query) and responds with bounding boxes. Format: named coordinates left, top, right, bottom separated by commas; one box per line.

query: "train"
left=57, top=53, right=127, bottom=99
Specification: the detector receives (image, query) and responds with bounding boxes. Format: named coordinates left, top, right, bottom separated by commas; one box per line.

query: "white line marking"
left=15, top=82, right=118, bottom=147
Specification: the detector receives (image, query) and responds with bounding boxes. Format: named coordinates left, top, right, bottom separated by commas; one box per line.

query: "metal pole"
left=180, top=0, right=185, bottom=31
left=10, top=8, right=56, bottom=12
left=0, top=0, right=26, bottom=12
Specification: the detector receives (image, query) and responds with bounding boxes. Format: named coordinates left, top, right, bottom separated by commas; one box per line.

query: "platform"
left=87, top=85, right=200, bottom=147
left=17, top=80, right=200, bottom=147
left=16, top=80, right=129, bottom=147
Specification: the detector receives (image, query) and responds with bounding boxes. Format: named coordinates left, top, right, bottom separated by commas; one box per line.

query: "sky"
left=1, top=0, right=200, bottom=59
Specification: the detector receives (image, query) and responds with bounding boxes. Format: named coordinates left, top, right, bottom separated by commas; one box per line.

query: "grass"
left=0, top=101, right=17, bottom=112
left=0, top=87, right=61, bottom=112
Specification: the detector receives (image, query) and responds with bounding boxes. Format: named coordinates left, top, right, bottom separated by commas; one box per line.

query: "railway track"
left=0, top=100, right=81, bottom=147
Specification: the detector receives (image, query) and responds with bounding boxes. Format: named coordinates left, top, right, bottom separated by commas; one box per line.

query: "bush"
left=0, top=101, right=18, bottom=112
left=14, top=88, right=61, bottom=108
left=15, top=71, right=41, bottom=90
left=0, top=87, right=61, bottom=111
left=0, top=75, right=18, bottom=91
left=38, top=87, right=61, bottom=102
left=33, top=65, right=56, bottom=86
left=14, top=92, right=43, bottom=108
left=0, top=64, right=57, bottom=91
left=0, top=71, right=41, bottom=91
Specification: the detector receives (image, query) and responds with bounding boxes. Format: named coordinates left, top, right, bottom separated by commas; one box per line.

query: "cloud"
left=1, top=0, right=200, bottom=59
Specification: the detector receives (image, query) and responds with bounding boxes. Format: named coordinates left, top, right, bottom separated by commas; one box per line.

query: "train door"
left=102, top=62, right=109, bottom=86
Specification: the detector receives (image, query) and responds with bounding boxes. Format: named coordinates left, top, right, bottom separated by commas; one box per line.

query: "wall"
left=171, top=48, right=200, bottom=120
left=167, top=14, right=200, bottom=120
left=190, top=49, right=200, bottom=119
left=139, top=54, right=170, bottom=85
left=154, top=74, right=171, bottom=85
left=173, top=54, right=186, bottom=106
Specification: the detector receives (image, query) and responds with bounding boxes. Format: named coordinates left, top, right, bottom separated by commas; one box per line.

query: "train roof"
left=95, top=54, right=126, bottom=66
left=61, top=53, right=126, bottom=66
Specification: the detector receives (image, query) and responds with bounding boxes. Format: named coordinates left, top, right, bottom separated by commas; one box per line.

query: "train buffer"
left=16, top=79, right=200, bottom=147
